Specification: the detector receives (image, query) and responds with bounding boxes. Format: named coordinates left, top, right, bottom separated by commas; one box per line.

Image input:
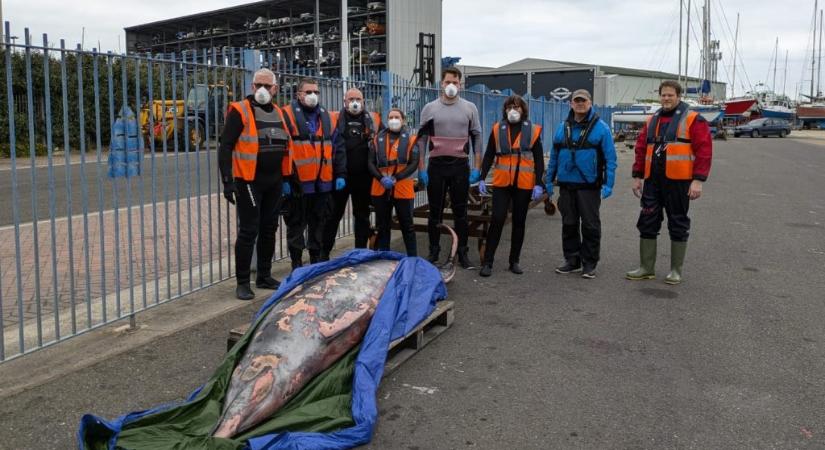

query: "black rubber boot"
left=457, top=246, right=474, bottom=269
left=427, top=246, right=440, bottom=264
left=309, top=253, right=320, bottom=264
left=289, top=249, right=303, bottom=270
left=255, top=275, right=280, bottom=290
left=236, top=283, right=255, bottom=301
left=479, top=264, right=492, bottom=277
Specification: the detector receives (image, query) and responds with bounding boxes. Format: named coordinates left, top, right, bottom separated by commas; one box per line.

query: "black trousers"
left=483, top=185, right=532, bottom=266
left=636, top=175, right=691, bottom=242
left=234, top=178, right=283, bottom=284
left=558, top=187, right=602, bottom=267
left=322, top=173, right=372, bottom=256
left=426, top=160, right=469, bottom=252
left=284, top=191, right=331, bottom=263
left=372, top=195, right=417, bottom=256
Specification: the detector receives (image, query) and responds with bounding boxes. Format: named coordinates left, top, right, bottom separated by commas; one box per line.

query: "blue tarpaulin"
left=78, top=249, right=447, bottom=449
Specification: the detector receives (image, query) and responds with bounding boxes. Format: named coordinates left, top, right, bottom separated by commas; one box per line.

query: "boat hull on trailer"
left=761, top=106, right=795, bottom=120
left=797, top=105, right=825, bottom=120
left=723, top=98, right=757, bottom=116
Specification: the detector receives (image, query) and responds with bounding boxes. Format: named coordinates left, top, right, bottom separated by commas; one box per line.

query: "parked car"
left=733, top=118, right=792, bottom=138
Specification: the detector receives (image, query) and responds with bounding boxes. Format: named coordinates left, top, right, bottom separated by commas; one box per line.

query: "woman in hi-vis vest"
left=367, top=108, right=420, bottom=256
left=477, top=95, right=545, bottom=277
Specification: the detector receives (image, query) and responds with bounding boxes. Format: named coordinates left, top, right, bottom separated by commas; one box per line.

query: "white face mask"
left=387, top=118, right=402, bottom=132
left=254, top=86, right=272, bottom=105
left=302, top=92, right=319, bottom=108
left=444, top=83, right=459, bottom=98
left=507, top=109, right=521, bottom=124
left=347, top=100, right=362, bottom=114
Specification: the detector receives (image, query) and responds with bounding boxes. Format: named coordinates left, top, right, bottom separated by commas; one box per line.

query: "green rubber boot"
left=665, top=241, right=687, bottom=285
left=626, top=238, right=657, bottom=280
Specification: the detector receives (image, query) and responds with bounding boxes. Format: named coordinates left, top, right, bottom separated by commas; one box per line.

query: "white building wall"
left=387, top=0, right=442, bottom=84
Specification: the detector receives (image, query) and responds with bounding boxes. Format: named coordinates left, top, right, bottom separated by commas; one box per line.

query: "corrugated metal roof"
left=124, top=0, right=338, bottom=33
left=467, top=57, right=718, bottom=84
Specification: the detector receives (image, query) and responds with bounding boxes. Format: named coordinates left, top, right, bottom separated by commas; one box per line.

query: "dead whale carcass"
left=213, top=260, right=398, bottom=438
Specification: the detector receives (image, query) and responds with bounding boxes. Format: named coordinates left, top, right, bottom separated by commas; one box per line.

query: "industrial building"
left=458, top=58, right=726, bottom=106
left=124, top=0, right=441, bottom=83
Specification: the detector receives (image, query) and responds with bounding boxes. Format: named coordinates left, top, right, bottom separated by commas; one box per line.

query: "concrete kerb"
left=0, top=232, right=360, bottom=400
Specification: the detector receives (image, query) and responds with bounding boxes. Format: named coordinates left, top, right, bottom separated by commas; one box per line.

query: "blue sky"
left=3, top=0, right=819, bottom=99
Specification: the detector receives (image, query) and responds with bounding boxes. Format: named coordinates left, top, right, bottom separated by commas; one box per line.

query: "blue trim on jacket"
left=547, top=108, right=617, bottom=189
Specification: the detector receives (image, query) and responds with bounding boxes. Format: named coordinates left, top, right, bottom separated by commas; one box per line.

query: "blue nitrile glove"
left=380, top=176, right=394, bottom=189
left=531, top=185, right=544, bottom=201
left=601, top=185, right=613, bottom=199
left=335, top=177, right=346, bottom=191
left=282, top=181, right=291, bottom=197
left=419, top=171, right=429, bottom=187
left=545, top=182, right=554, bottom=198
left=469, top=168, right=481, bottom=184
left=478, top=180, right=488, bottom=195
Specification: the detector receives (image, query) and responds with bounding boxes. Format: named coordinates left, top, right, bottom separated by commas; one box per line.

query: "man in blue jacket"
left=546, top=89, right=617, bottom=278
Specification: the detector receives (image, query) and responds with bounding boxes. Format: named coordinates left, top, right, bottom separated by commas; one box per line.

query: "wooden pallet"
left=226, top=301, right=455, bottom=376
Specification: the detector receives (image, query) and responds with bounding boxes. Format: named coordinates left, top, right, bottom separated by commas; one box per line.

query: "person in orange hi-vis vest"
left=218, top=68, right=293, bottom=300
left=477, top=95, right=545, bottom=277
left=627, top=80, right=712, bottom=285
left=367, top=108, right=421, bottom=256
left=281, top=78, right=346, bottom=269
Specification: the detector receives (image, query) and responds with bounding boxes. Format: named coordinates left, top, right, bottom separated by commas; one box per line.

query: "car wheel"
left=734, top=133, right=740, bottom=138
left=779, top=129, right=787, bottom=138
left=751, top=130, right=759, bottom=138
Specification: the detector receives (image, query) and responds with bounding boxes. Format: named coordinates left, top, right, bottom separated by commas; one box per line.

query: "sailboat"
left=718, top=12, right=758, bottom=119
left=612, top=0, right=724, bottom=127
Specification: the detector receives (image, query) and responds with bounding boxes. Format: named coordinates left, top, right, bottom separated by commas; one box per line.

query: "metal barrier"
left=1, top=22, right=623, bottom=363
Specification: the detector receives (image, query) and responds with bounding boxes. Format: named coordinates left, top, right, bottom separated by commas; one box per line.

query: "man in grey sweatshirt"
left=417, top=67, right=483, bottom=268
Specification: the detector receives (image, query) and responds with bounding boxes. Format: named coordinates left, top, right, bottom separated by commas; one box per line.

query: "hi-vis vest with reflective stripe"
left=491, top=121, right=542, bottom=189
left=228, top=99, right=292, bottom=181
left=282, top=101, right=338, bottom=184
left=371, top=129, right=417, bottom=199
left=644, top=103, right=697, bottom=180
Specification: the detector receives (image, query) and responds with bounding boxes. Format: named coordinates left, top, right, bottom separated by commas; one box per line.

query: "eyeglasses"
left=302, top=90, right=320, bottom=95
left=572, top=97, right=589, bottom=103
left=254, top=83, right=274, bottom=89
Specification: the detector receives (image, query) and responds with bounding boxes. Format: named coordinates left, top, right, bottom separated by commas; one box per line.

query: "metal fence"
left=1, top=22, right=622, bottom=363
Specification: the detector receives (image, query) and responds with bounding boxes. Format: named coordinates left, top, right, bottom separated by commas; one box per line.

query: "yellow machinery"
left=139, top=83, right=230, bottom=151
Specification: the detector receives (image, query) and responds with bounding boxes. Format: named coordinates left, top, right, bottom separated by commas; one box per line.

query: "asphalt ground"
left=1, top=133, right=825, bottom=449
left=0, top=148, right=216, bottom=227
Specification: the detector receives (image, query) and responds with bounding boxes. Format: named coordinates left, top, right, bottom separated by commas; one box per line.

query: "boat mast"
left=685, top=0, right=691, bottom=90
left=732, top=13, right=739, bottom=97
left=679, top=0, right=683, bottom=86
left=772, top=37, right=778, bottom=93
left=783, top=49, right=789, bottom=97
left=701, top=2, right=707, bottom=83
left=812, top=0, right=818, bottom=99
left=819, top=9, right=823, bottom=96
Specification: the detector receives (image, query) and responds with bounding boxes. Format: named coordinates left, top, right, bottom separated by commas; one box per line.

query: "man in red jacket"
left=626, top=80, right=712, bottom=285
